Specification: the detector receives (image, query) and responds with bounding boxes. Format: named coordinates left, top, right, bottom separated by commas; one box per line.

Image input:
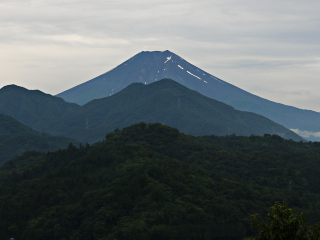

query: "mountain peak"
left=140, top=50, right=172, bottom=54
left=1, top=84, right=28, bottom=92
left=133, top=50, right=178, bottom=64
left=56, top=50, right=226, bottom=105
left=0, top=84, right=57, bottom=98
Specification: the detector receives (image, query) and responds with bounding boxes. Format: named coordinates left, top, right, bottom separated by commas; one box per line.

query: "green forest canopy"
left=0, top=123, right=320, bottom=239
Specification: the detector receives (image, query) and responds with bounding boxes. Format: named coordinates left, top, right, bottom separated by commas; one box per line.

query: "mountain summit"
left=56, top=50, right=320, bottom=141
left=56, top=50, right=236, bottom=105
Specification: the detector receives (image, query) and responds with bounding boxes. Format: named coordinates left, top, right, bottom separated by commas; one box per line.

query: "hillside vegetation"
left=0, top=123, right=319, bottom=239
left=0, top=114, right=77, bottom=165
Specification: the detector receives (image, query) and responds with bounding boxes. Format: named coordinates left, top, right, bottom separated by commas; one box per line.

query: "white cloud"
left=291, top=129, right=320, bottom=139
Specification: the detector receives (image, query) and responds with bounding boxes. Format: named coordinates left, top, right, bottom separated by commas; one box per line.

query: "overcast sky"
left=1, top=0, right=320, bottom=111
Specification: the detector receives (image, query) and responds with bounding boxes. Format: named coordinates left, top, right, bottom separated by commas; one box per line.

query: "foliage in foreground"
left=247, top=202, right=320, bottom=240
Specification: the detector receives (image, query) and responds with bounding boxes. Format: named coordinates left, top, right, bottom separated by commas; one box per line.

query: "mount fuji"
left=56, top=50, right=320, bottom=141
left=57, top=50, right=241, bottom=105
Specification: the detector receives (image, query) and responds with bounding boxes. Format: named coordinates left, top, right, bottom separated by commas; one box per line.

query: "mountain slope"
left=0, top=80, right=302, bottom=143
left=56, top=50, right=320, bottom=141
left=0, top=114, right=77, bottom=165
left=54, top=79, right=302, bottom=142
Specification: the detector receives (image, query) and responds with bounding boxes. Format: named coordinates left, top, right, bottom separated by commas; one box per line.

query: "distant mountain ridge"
left=0, top=79, right=303, bottom=143
left=0, top=84, right=81, bottom=133
left=56, top=50, right=320, bottom=141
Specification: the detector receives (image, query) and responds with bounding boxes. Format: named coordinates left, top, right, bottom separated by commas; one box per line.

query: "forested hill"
left=0, top=80, right=303, bottom=143
left=0, top=84, right=81, bottom=133
left=71, top=79, right=302, bottom=142
left=0, top=123, right=320, bottom=240
left=0, top=114, right=78, bottom=165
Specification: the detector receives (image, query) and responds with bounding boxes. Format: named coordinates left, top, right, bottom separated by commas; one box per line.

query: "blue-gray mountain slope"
left=56, top=51, right=320, bottom=141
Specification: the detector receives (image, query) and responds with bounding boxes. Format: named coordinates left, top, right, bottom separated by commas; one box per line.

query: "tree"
left=247, top=202, right=320, bottom=240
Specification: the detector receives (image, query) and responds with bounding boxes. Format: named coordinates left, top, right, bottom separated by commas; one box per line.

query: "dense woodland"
left=0, top=123, right=320, bottom=239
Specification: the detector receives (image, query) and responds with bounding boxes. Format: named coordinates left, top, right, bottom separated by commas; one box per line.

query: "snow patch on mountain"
left=187, top=71, right=201, bottom=80
left=164, top=55, right=172, bottom=64
left=178, top=65, right=184, bottom=69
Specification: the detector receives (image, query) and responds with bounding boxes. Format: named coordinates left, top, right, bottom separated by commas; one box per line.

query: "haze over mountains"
left=0, top=80, right=302, bottom=143
left=57, top=50, right=320, bottom=141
